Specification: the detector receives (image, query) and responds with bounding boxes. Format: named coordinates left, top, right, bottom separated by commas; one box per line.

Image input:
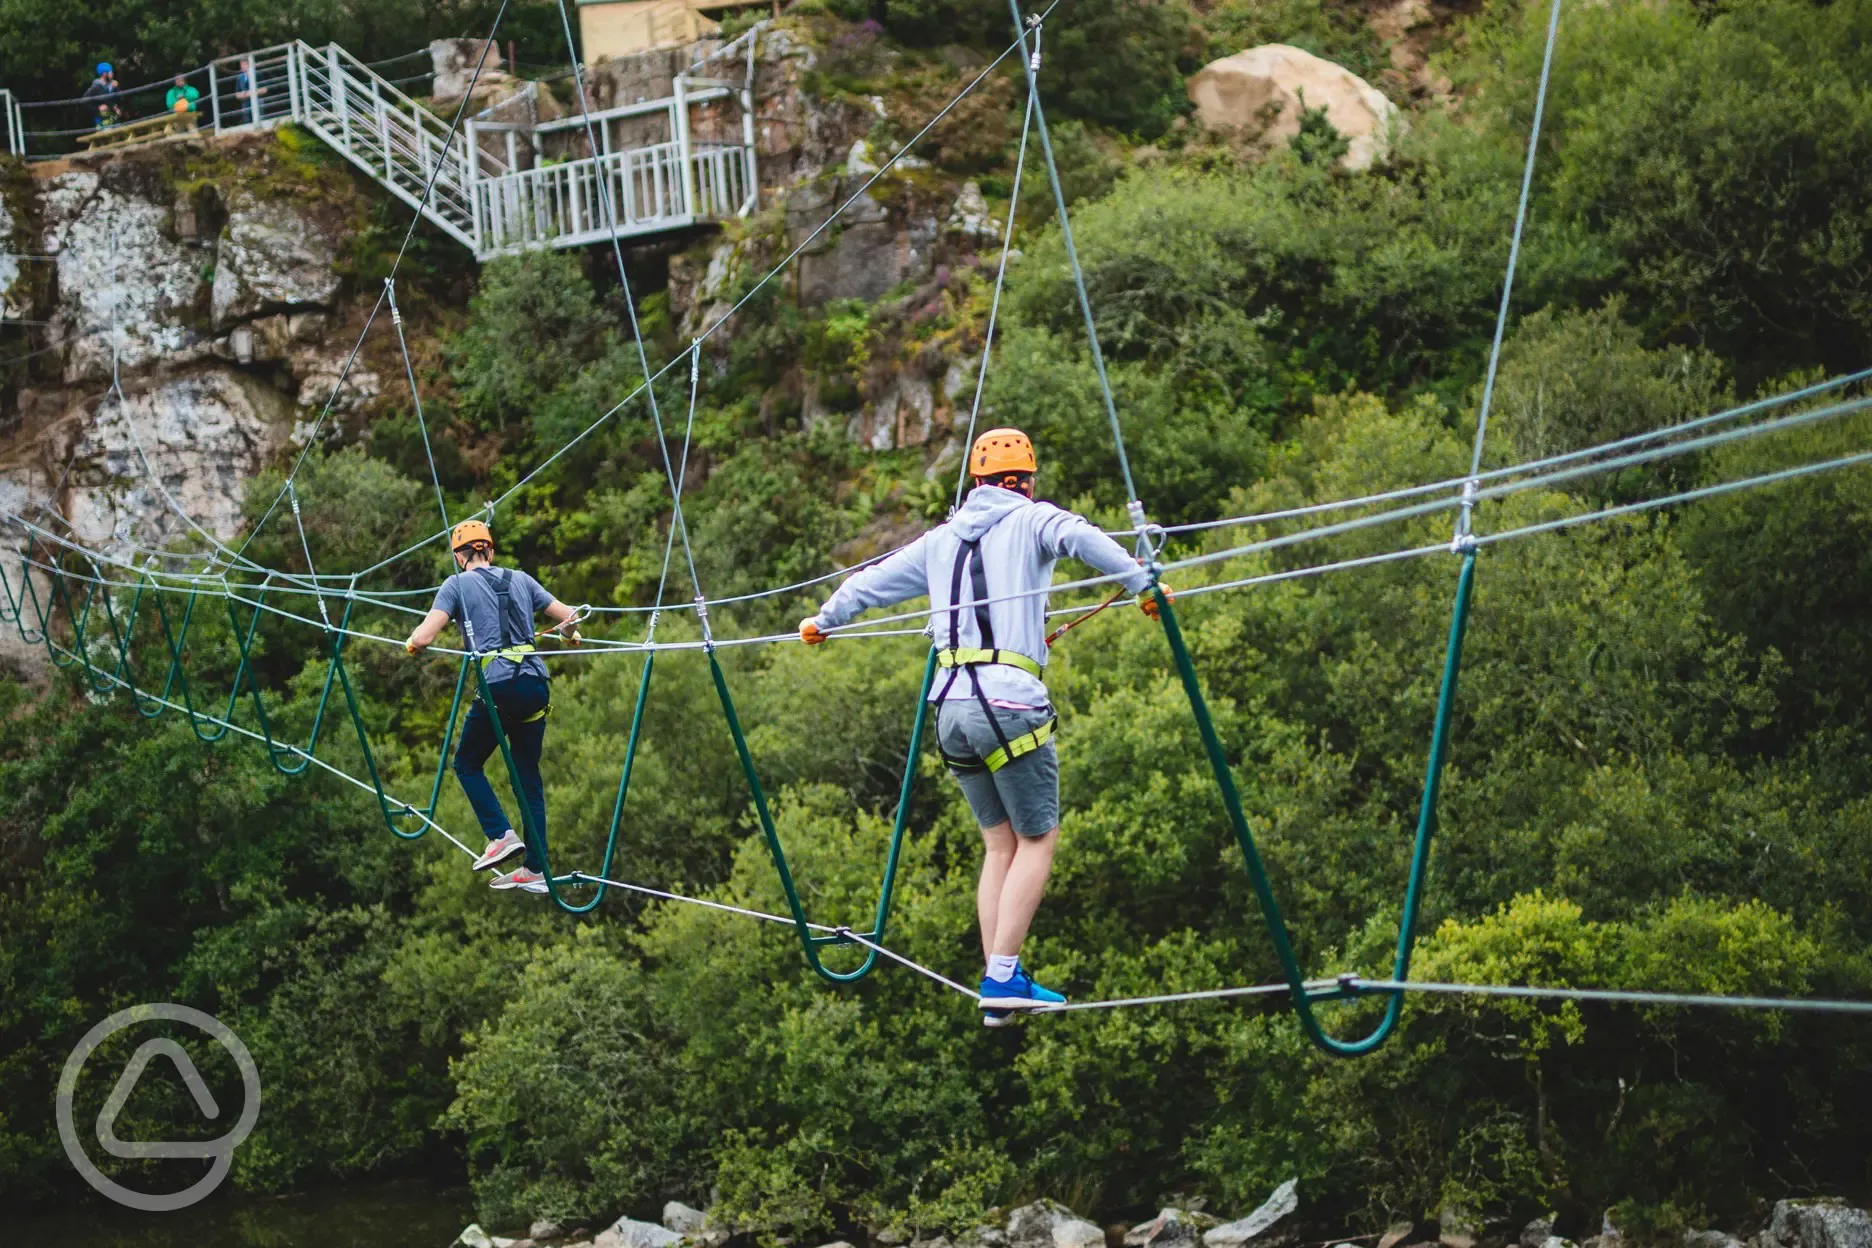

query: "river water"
left=1, top=1177, right=474, bottom=1248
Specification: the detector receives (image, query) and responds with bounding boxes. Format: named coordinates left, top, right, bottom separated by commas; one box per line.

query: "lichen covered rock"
left=211, top=193, right=342, bottom=329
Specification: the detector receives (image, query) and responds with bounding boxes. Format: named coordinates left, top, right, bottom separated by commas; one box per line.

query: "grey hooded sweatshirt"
left=808, top=485, right=1152, bottom=707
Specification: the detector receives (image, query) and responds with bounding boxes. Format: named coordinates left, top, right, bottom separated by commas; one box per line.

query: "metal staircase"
left=198, top=34, right=759, bottom=259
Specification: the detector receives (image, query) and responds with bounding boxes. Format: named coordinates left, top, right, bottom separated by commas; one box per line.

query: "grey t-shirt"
left=432, top=566, right=554, bottom=682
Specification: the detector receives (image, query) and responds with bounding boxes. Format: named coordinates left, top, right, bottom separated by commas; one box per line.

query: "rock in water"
left=533, top=1222, right=568, bottom=1241
left=461, top=1227, right=496, bottom=1248
left=1521, top=1221, right=1556, bottom=1248
left=1127, top=1211, right=1200, bottom=1248
left=1186, top=45, right=1398, bottom=171
left=1685, top=1233, right=1745, bottom=1248
left=1204, top=1180, right=1299, bottom=1248
left=1768, top=1201, right=1872, bottom=1248
left=1008, top=1202, right=1107, bottom=1248
left=595, top=1218, right=687, bottom=1248
left=664, top=1204, right=708, bottom=1235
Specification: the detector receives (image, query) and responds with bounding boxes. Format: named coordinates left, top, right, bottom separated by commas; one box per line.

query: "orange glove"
left=1139, top=584, right=1174, bottom=621
left=799, top=618, right=828, bottom=646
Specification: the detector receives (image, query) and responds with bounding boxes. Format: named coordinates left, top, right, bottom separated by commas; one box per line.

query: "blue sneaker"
left=979, top=967, right=1067, bottom=1011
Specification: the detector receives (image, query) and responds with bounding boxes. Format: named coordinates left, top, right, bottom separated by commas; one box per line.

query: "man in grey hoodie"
left=800, top=428, right=1170, bottom=1022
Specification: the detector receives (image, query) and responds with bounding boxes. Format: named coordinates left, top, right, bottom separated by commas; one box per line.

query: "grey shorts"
left=935, top=700, right=1060, bottom=838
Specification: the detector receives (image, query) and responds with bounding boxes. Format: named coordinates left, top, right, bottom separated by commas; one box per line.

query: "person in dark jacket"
left=405, top=519, right=583, bottom=893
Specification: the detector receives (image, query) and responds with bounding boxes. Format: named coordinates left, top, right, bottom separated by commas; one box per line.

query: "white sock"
left=987, top=954, right=1020, bottom=981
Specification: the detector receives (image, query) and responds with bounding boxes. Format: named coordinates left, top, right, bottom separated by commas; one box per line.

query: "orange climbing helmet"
left=970, top=428, right=1036, bottom=479
left=451, top=519, right=493, bottom=552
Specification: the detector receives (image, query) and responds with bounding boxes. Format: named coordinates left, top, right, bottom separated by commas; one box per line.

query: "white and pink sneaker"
left=472, top=830, right=526, bottom=872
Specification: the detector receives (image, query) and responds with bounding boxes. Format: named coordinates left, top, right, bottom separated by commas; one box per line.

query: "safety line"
left=239, top=4, right=512, bottom=565
left=953, top=82, right=1036, bottom=510
left=118, top=350, right=1866, bottom=609
left=550, top=0, right=703, bottom=602
left=1353, top=977, right=1872, bottom=1016
left=301, top=358, right=1872, bottom=607
left=1467, top=0, right=1566, bottom=489
left=1008, top=0, right=1136, bottom=510
left=342, top=1, right=1066, bottom=583
left=15, top=420, right=1870, bottom=662
left=386, top=278, right=451, bottom=528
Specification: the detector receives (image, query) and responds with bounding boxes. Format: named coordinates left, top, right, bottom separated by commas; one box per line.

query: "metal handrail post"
left=330, top=46, right=350, bottom=148
left=286, top=44, right=304, bottom=123
left=673, top=75, right=697, bottom=218
left=739, top=27, right=760, bottom=215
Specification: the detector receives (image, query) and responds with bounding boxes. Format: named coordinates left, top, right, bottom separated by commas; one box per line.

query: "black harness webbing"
left=933, top=527, right=1057, bottom=774
left=460, top=569, right=546, bottom=698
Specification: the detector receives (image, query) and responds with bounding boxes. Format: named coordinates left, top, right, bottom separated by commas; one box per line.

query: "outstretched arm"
left=801, top=535, right=931, bottom=642
left=405, top=609, right=451, bottom=654
left=1040, top=508, right=1173, bottom=618
left=1040, top=509, right=1153, bottom=592
left=541, top=598, right=582, bottom=644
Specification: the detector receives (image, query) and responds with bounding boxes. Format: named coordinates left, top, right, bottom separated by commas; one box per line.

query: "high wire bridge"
left=4, top=0, right=1872, bottom=1039
left=0, top=30, right=763, bottom=259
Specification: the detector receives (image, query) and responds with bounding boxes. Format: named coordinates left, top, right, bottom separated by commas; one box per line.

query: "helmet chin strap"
left=974, top=473, right=1035, bottom=498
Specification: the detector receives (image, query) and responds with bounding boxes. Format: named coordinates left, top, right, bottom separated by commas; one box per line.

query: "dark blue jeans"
left=454, top=674, right=549, bottom=873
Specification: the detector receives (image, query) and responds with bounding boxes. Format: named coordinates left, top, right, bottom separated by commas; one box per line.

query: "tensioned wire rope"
left=1032, top=0, right=1563, bottom=1055
left=9, top=376, right=1872, bottom=663
left=7, top=407, right=1872, bottom=1011
left=233, top=2, right=517, bottom=581
left=63, top=5, right=1069, bottom=602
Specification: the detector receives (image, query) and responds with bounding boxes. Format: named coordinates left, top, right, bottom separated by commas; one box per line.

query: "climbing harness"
left=456, top=566, right=543, bottom=675
left=932, top=531, right=1057, bottom=775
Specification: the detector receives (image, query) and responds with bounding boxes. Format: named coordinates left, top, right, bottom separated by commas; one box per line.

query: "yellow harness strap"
left=936, top=646, right=1043, bottom=680
left=979, top=716, right=1055, bottom=773
left=478, top=643, right=537, bottom=670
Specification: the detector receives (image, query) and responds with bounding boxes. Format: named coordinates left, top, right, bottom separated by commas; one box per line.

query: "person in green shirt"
left=164, top=74, right=199, bottom=113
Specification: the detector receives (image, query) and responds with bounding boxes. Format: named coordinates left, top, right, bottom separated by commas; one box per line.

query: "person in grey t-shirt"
left=406, top=519, right=583, bottom=894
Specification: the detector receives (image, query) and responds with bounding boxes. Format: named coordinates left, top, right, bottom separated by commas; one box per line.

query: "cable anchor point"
left=384, top=277, right=402, bottom=328
left=1450, top=478, right=1479, bottom=554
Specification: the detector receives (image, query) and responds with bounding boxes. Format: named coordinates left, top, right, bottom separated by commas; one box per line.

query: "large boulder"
left=1766, top=1201, right=1872, bottom=1248
left=1187, top=45, right=1398, bottom=171
left=211, top=194, right=342, bottom=329
left=663, top=1204, right=708, bottom=1235
left=1204, top=1179, right=1299, bottom=1248
left=430, top=38, right=512, bottom=101
left=1126, top=1210, right=1208, bottom=1248
left=595, top=1218, right=687, bottom=1248
left=1008, top=1201, right=1106, bottom=1248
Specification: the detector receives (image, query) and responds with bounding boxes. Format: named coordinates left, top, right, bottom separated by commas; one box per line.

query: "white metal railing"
left=0, top=34, right=759, bottom=256
left=208, top=45, right=299, bottom=133
left=0, top=89, right=21, bottom=158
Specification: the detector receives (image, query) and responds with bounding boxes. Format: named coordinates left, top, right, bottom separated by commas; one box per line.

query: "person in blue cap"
left=84, top=63, right=119, bottom=98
